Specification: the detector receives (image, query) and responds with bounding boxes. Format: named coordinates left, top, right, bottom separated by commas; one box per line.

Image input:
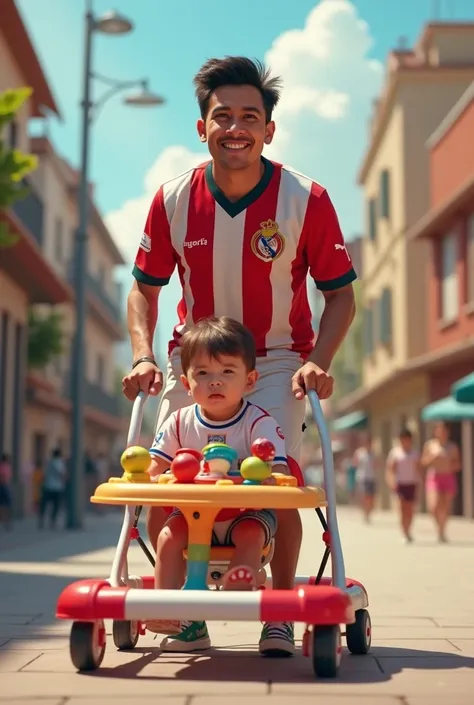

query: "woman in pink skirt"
left=421, top=421, right=461, bottom=543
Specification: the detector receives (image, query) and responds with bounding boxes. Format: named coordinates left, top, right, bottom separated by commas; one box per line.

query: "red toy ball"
left=176, top=448, right=203, bottom=462
left=251, top=437, right=276, bottom=462
left=171, top=451, right=201, bottom=483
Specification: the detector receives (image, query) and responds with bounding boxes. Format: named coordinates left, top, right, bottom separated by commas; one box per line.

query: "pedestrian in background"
left=385, top=428, right=421, bottom=543
left=353, top=434, right=378, bottom=523
left=38, top=448, right=66, bottom=530
left=0, top=453, right=12, bottom=530
left=421, top=421, right=461, bottom=543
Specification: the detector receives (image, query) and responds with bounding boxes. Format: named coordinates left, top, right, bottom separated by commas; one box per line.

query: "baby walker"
left=56, top=389, right=371, bottom=679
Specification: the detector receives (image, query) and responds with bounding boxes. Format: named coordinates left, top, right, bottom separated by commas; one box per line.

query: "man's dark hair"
left=193, top=56, right=282, bottom=123
left=181, top=316, right=256, bottom=375
left=399, top=428, right=413, bottom=439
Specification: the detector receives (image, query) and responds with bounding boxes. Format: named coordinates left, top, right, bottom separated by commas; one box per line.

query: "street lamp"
left=67, top=6, right=165, bottom=529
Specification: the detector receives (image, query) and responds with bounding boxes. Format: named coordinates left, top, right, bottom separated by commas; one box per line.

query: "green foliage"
left=0, top=88, right=38, bottom=248
left=27, top=309, right=64, bottom=369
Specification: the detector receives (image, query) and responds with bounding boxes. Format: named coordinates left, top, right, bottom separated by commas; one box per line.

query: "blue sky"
left=16, top=0, right=474, bottom=367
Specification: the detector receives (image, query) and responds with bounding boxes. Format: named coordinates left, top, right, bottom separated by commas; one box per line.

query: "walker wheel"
left=311, top=625, right=341, bottom=679
left=346, top=608, right=371, bottom=655
left=70, top=620, right=106, bottom=672
left=112, top=620, right=140, bottom=650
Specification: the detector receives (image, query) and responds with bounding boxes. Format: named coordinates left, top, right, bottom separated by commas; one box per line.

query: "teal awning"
left=332, top=411, right=368, bottom=432
left=421, top=396, right=474, bottom=422
left=452, top=373, right=474, bottom=404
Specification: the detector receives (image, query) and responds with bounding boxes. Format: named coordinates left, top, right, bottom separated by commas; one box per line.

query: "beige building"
left=337, top=23, right=474, bottom=505
left=25, top=137, right=126, bottom=469
left=0, top=0, right=126, bottom=515
left=0, top=0, right=72, bottom=513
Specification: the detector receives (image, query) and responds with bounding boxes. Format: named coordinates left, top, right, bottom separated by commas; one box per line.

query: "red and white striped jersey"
left=150, top=400, right=287, bottom=469
left=133, top=157, right=356, bottom=357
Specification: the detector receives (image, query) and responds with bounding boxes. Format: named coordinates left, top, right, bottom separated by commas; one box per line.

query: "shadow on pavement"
left=0, top=513, right=128, bottom=636
left=83, top=644, right=474, bottom=684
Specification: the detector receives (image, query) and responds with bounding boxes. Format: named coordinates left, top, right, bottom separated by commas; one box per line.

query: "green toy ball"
left=240, top=455, right=272, bottom=483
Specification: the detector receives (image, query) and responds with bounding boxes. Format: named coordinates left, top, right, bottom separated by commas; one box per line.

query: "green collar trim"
left=205, top=157, right=274, bottom=217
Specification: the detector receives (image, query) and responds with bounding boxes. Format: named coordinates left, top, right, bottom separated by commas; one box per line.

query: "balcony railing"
left=10, top=178, right=44, bottom=246
left=67, top=263, right=122, bottom=325
left=86, top=272, right=122, bottom=323
left=63, top=374, right=121, bottom=417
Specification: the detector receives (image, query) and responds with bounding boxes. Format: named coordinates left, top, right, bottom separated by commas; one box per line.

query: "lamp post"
left=67, top=6, right=164, bottom=529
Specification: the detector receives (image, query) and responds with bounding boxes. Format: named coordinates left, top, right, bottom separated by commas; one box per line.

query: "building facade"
left=0, top=0, right=126, bottom=516
left=409, top=80, right=474, bottom=517
left=337, top=22, right=474, bottom=508
left=25, top=137, right=126, bottom=473
left=0, top=0, right=72, bottom=514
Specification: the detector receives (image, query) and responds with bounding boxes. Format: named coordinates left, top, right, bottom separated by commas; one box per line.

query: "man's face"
left=197, top=84, right=275, bottom=171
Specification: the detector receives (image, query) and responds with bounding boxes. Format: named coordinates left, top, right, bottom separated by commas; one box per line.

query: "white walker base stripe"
left=124, top=588, right=262, bottom=621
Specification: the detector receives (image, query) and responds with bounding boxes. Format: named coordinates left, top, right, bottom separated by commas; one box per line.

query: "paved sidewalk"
left=1, top=505, right=474, bottom=704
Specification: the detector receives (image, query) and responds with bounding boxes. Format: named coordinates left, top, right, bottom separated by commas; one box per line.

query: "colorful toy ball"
left=251, top=438, right=276, bottom=463
left=171, top=451, right=201, bottom=483
left=176, top=448, right=203, bottom=463
left=120, top=446, right=151, bottom=473
left=240, top=455, right=272, bottom=484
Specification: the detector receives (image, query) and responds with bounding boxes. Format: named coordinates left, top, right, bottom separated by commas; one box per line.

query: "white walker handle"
left=307, top=389, right=347, bottom=590
left=109, top=391, right=149, bottom=588
left=126, top=390, right=148, bottom=447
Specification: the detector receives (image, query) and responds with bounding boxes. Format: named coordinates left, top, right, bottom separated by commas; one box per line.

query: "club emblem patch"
left=251, top=219, right=285, bottom=262
left=207, top=434, right=226, bottom=444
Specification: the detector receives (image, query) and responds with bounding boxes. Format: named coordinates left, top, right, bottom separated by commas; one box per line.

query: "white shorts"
left=155, top=349, right=306, bottom=462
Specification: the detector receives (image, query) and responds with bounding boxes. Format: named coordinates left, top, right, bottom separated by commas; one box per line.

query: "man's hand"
left=122, top=361, right=163, bottom=401
left=291, top=361, right=334, bottom=400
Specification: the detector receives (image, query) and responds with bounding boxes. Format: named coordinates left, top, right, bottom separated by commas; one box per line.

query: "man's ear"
left=264, top=120, right=275, bottom=145
left=197, top=119, right=206, bottom=142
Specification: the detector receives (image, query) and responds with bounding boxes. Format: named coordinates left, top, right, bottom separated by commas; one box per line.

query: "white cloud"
left=263, top=0, right=382, bottom=163
left=107, top=0, right=383, bottom=350
left=106, top=146, right=207, bottom=264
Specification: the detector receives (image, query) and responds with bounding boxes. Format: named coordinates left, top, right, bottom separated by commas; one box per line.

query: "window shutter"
left=380, top=170, right=390, bottom=219
left=363, top=308, right=370, bottom=356
left=368, top=199, right=377, bottom=241
left=380, top=288, right=392, bottom=345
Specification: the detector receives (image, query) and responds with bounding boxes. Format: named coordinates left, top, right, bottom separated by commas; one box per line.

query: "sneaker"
left=259, top=621, right=295, bottom=656
left=159, top=620, right=211, bottom=652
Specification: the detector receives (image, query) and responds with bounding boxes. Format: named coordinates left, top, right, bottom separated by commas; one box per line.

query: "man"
left=123, top=56, right=356, bottom=656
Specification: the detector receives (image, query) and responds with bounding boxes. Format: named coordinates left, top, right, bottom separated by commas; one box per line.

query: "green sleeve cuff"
left=132, top=264, right=170, bottom=286
left=314, top=267, right=357, bottom=291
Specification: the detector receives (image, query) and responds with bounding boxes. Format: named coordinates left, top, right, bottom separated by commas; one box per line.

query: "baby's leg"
left=147, top=512, right=189, bottom=634
left=222, top=511, right=276, bottom=590
left=155, top=512, right=188, bottom=589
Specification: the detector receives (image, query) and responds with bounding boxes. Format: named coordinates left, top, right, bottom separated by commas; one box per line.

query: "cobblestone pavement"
left=1, top=505, right=473, bottom=704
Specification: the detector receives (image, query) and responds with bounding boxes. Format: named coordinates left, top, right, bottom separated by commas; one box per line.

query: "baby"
left=146, top=316, right=290, bottom=652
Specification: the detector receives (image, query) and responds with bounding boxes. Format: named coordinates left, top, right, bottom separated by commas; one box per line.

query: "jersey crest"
left=207, top=433, right=226, bottom=444
left=251, top=219, right=285, bottom=263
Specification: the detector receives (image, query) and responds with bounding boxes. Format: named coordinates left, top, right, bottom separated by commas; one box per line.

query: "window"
left=54, top=217, right=63, bottom=263
left=363, top=305, right=374, bottom=356
left=96, top=354, right=105, bottom=386
left=468, top=214, right=474, bottom=304
left=379, top=169, right=390, bottom=220
left=5, top=120, right=18, bottom=149
left=379, top=287, right=393, bottom=345
left=440, top=232, right=458, bottom=321
left=368, top=199, right=377, bottom=242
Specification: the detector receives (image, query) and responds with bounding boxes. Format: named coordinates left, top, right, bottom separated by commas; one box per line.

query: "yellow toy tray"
left=91, top=479, right=327, bottom=510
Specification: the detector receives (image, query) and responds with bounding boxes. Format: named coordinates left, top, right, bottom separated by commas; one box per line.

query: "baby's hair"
left=180, top=316, right=256, bottom=374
